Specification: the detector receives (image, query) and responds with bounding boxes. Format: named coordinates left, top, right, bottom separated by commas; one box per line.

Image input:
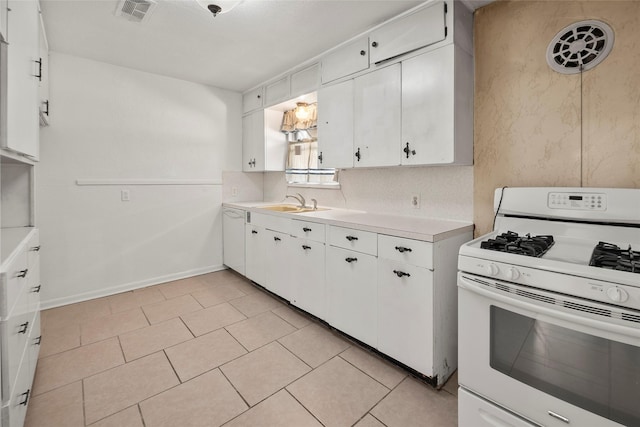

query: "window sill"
left=286, top=182, right=341, bottom=190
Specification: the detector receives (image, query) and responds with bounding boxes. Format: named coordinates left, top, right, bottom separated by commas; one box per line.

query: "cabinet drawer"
left=378, top=235, right=433, bottom=269
left=3, top=348, right=31, bottom=427
left=328, top=226, right=377, bottom=255
left=321, top=36, right=370, bottom=84
left=1, top=301, right=31, bottom=400
left=27, top=231, right=41, bottom=313
left=290, top=220, right=325, bottom=242
left=28, top=310, right=41, bottom=380
left=249, top=212, right=290, bottom=233
left=1, top=250, right=29, bottom=319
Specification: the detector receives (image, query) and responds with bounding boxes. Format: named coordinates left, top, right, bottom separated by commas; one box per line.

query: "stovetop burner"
left=480, top=231, right=555, bottom=258
left=589, top=242, right=640, bottom=274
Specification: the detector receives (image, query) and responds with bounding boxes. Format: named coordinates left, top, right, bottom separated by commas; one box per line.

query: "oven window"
left=490, top=306, right=640, bottom=426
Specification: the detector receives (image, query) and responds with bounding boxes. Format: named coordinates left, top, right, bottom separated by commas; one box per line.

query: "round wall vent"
left=546, top=20, right=614, bottom=74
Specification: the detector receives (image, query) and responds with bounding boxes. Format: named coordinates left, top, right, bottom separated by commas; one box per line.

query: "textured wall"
left=474, top=1, right=640, bottom=236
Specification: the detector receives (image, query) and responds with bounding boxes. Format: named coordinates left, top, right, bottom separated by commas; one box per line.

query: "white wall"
left=37, top=52, right=242, bottom=308
left=261, top=166, right=474, bottom=222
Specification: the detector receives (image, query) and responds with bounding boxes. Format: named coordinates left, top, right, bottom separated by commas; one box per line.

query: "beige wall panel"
left=474, top=1, right=640, bottom=236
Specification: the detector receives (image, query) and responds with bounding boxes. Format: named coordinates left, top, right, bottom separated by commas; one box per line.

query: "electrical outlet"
left=231, top=186, right=239, bottom=197
left=121, top=190, right=130, bottom=202
left=411, top=194, right=420, bottom=209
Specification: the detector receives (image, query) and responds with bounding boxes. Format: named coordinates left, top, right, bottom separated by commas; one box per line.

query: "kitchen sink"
left=259, top=205, right=328, bottom=213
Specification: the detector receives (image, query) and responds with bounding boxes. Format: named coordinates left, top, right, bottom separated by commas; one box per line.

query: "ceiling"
left=40, top=0, right=491, bottom=93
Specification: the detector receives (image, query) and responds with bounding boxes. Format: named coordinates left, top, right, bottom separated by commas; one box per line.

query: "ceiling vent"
left=546, top=20, right=614, bottom=74
left=115, top=0, right=157, bottom=23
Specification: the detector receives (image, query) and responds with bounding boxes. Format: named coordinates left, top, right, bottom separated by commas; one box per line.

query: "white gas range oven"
left=457, top=187, right=640, bottom=427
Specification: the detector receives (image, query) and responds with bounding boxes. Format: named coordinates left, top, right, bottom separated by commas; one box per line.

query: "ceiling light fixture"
left=294, top=102, right=310, bottom=120
left=195, top=0, right=244, bottom=17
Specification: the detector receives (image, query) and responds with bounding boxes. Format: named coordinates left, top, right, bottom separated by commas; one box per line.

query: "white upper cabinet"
left=264, top=76, right=290, bottom=107
left=369, top=1, right=446, bottom=65
left=0, top=0, right=7, bottom=42
left=5, top=0, right=40, bottom=160
left=242, top=86, right=263, bottom=114
left=38, top=10, right=49, bottom=126
left=290, top=63, right=319, bottom=98
left=320, top=36, right=370, bottom=84
left=242, top=109, right=286, bottom=172
left=353, top=63, right=401, bottom=168
left=402, top=45, right=472, bottom=166
left=317, top=79, right=354, bottom=169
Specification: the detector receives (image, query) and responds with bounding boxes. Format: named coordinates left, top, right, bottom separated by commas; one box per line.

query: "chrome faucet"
left=285, top=193, right=306, bottom=208
left=311, top=198, right=318, bottom=210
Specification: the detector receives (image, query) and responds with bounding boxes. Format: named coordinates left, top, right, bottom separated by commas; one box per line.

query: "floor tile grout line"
left=284, top=388, right=327, bottom=427
left=163, top=349, right=184, bottom=384
left=218, top=367, right=251, bottom=409
left=137, top=404, right=147, bottom=427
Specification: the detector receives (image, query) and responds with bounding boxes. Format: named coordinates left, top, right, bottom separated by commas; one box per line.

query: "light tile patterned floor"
left=26, top=270, right=458, bottom=427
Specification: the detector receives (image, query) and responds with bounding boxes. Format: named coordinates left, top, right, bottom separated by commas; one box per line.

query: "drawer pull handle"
left=302, top=245, right=311, bottom=250
left=393, top=270, right=411, bottom=278
left=274, top=236, right=281, bottom=242
left=34, top=336, right=42, bottom=345
left=345, top=257, right=358, bottom=263
left=31, top=245, right=41, bottom=252
left=33, top=285, right=41, bottom=293
left=548, top=411, right=570, bottom=424
left=345, top=236, right=358, bottom=242
left=18, top=322, right=29, bottom=334
left=19, top=389, right=31, bottom=406
left=395, top=246, right=412, bottom=253
left=251, top=230, right=258, bottom=234
left=303, top=227, right=312, bottom=232
left=18, top=269, right=29, bottom=278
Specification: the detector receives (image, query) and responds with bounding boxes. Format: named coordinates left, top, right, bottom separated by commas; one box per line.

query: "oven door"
left=458, top=272, right=640, bottom=427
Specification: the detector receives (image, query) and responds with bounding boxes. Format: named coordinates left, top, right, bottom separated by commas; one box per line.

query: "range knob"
left=607, top=287, right=629, bottom=303
left=486, top=263, right=500, bottom=276
left=506, top=267, right=521, bottom=281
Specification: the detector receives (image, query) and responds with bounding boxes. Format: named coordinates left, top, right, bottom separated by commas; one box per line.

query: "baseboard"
left=40, top=264, right=227, bottom=310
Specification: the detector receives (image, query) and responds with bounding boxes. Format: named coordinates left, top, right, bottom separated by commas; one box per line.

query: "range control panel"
left=548, top=192, right=606, bottom=210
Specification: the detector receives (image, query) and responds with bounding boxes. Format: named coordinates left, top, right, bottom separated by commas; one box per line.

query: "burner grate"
left=589, top=241, right=640, bottom=274
left=480, top=231, right=555, bottom=258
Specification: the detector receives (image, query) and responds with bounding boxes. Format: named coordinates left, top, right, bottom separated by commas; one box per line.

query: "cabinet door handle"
left=32, top=285, right=41, bottom=293
left=34, top=336, right=42, bottom=345
left=251, top=230, right=258, bottom=234
left=303, top=227, right=312, bottom=232
left=318, top=151, right=323, bottom=164
left=393, top=270, right=411, bottom=278
left=19, top=389, right=31, bottom=406
left=18, top=322, right=29, bottom=334
left=31, top=245, right=41, bottom=252
left=18, top=269, right=28, bottom=278
left=403, top=142, right=416, bottom=158
left=43, top=100, right=49, bottom=116
left=302, top=245, right=311, bottom=250
left=345, top=235, right=358, bottom=242
left=355, top=147, right=361, bottom=162
left=274, top=236, right=281, bottom=242
left=34, top=58, right=42, bottom=81
left=371, top=41, right=378, bottom=48
left=395, top=246, right=412, bottom=253
left=345, top=257, right=358, bottom=263
left=360, top=49, right=366, bottom=56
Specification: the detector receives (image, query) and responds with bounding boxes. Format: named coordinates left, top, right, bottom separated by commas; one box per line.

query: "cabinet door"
left=264, top=230, right=292, bottom=300
left=242, top=110, right=265, bottom=172
left=0, top=0, right=7, bottom=42
left=244, top=224, right=266, bottom=285
left=290, top=239, right=325, bottom=319
left=5, top=0, right=40, bottom=159
left=321, top=36, right=369, bottom=84
left=38, top=12, right=49, bottom=125
left=378, top=259, right=433, bottom=375
left=222, top=208, right=245, bottom=275
left=325, top=246, right=377, bottom=347
left=317, top=80, right=354, bottom=169
left=242, top=87, right=263, bottom=114
left=264, top=76, right=290, bottom=107
left=353, top=64, right=401, bottom=167
left=290, top=63, right=319, bottom=98
left=369, top=1, right=446, bottom=65
left=402, top=46, right=455, bottom=165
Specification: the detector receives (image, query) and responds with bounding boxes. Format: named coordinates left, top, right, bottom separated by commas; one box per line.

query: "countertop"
left=223, top=202, right=474, bottom=242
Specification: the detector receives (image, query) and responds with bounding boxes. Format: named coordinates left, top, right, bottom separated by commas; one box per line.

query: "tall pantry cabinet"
left=1, top=1, right=47, bottom=426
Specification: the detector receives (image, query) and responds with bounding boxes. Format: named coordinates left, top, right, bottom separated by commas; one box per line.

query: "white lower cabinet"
left=244, top=223, right=266, bottom=285
left=325, top=246, right=377, bottom=347
left=222, top=208, right=246, bottom=275
left=264, top=230, right=292, bottom=300
left=378, top=258, right=433, bottom=375
left=290, top=238, right=325, bottom=319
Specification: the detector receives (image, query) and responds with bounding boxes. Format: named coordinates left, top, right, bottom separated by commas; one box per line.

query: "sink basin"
left=259, top=205, right=329, bottom=213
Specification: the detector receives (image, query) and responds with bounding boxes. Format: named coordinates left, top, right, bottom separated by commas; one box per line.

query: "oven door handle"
left=459, top=274, right=640, bottom=339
